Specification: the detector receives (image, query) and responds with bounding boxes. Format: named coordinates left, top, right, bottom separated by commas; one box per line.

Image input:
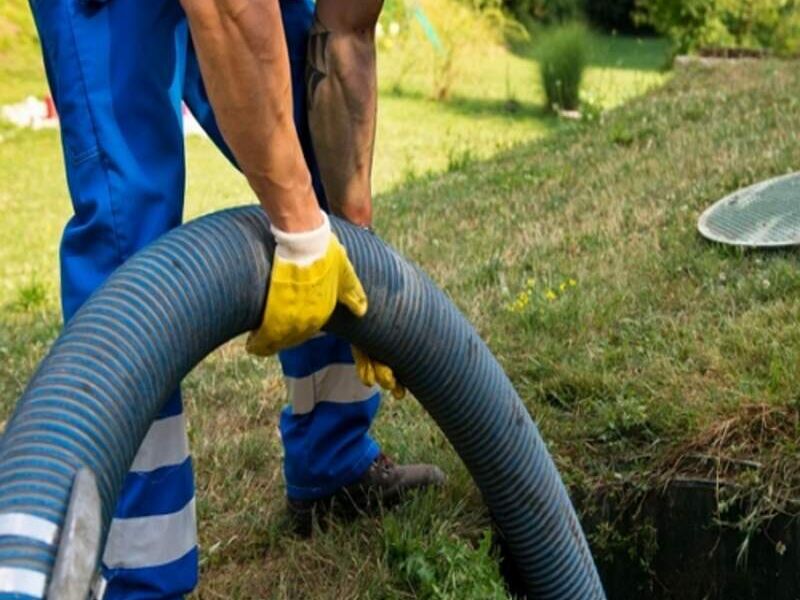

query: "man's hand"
left=181, top=1, right=368, bottom=352
left=246, top=213, right=367, bottom=356
left=352, top=347, right=405, bottom=399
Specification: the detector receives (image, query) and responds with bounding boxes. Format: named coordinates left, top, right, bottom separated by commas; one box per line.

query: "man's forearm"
left=307, top=1, right=383, bottom=227
left=181, top=0, right=322, bottom=233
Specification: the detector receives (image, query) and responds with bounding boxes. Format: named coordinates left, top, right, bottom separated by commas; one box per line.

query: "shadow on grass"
left=511, top=32, right=671, bottom=73
left=384, top=86, right=558, bottom=125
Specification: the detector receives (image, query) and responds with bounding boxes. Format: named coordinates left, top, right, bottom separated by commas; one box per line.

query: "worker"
left=27, top=0, right=444, bottom=597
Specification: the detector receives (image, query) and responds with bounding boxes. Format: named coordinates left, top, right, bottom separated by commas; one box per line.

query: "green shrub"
left=634, top=0, right=713, bottom=54
left=538, top=23, right=588, bottom=111
left=774, top=6, right=800, bottom=54
left=378, top=0, right=508, bottom=100
left=635, top=0, right=800, bottom=55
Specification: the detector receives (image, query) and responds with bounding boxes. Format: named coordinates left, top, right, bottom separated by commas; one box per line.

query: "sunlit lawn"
left=0, top=3, right=725, bottom=598
left=373, top=32, right=669, bottom=187
left=3, top=58, right=798, bottom=598
left=0, top=13, right=669, bottom=306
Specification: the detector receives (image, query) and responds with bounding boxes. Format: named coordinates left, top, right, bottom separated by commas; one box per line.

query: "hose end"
left=48, top=468, right=102, bottom=600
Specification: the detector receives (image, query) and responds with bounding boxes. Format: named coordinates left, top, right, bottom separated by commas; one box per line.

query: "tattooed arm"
left=307, top=0, right=383, bottom=227
left=308, top=1, right=409, bottom=398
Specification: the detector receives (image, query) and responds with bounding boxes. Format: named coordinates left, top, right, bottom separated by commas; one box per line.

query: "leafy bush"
left=538, top=23, right=588, bottom=111
left=774, top=7, right=800, bottom=54
left=635, top=0, right=800, bottom=55
left=378, top=0, right=513, bottom=100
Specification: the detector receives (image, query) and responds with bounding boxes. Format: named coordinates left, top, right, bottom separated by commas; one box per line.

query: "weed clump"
left=383, top=509, right=507, bottom=599
left=538, top=23, right=589, bottom=112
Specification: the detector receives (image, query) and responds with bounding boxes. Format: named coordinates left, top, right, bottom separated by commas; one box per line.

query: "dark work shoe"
left=287, top=453, right=445, bottom=537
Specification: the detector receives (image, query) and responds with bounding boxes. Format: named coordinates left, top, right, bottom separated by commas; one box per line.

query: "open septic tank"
left=500, top=173, right=800, bottom=599
left=498, top=480, right=800, bottom=599
left=588, top=481, right=800, bottom=599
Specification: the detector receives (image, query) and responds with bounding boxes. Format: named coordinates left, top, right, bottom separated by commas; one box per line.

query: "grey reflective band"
left=130, top=413, right=189, bottom=473
left=103, top=498, right=197, bottom=569
left=285, top=364, right=378, bottom=415
left=0, top=512, right=59, bottom=546
left=0, top=567, right=47, bottom=598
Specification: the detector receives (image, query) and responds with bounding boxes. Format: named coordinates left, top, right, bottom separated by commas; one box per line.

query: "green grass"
left=2, top=58, right=800, bottom=596
left=0, top=0, right=669, bottom=192
left=0, top=2, right=43, bottom=105
left=9, top=2, right=800, bottom=597
left=374, top=25, right=669, bottom=187
left=0, top=1, right=670, bottom=306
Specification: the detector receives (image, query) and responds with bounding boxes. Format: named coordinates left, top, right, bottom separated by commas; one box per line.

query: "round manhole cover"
left=698, top=173, right=800, bottom=247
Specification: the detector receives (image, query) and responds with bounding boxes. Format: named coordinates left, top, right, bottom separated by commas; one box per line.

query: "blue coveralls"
left=28, top=0, right=382, bottom=597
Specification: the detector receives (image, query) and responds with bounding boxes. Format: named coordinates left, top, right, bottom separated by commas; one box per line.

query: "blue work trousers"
left=28, top=0, right=381, bottom=597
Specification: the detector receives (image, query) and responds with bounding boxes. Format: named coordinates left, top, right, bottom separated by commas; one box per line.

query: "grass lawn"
left=7, top=3, right=800, bottom=599
left=0, top=2, right=670, bottom=307
left=0, top=2, right=42, bottom=106
left=0, top=0, right=669, bottom=203
left=373, top=27, right=669, bottom=189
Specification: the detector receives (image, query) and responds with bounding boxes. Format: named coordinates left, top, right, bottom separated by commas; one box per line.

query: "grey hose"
left=0, top=206, right=604, bottom=599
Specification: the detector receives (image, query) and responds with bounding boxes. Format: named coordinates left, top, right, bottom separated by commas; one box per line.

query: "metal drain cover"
left=698, top=173, right=800, bottom=247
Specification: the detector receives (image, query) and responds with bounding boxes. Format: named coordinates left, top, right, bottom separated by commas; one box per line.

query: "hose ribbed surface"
left=0, top=206, right=604, bottom=599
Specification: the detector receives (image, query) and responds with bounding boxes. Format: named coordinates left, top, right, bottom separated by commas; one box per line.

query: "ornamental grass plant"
left=538, top=22, right=589, bottom=112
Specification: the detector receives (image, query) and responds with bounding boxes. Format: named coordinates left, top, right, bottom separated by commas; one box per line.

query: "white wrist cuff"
left=271, top=212, right=331, bottom=266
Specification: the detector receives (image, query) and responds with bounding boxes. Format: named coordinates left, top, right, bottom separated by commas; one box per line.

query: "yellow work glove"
left=352, top=347, right=406, bottom=399
left=246, top=212, right=367, bottom=356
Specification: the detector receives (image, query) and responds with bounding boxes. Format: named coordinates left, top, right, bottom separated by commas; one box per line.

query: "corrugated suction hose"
left=0, top=206, right=605, bottom=599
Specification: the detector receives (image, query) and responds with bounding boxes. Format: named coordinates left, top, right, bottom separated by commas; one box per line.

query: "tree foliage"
left=635, top=0, right=800, bottom=55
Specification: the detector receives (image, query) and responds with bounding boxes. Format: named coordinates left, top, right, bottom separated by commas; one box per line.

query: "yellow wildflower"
left=509, top=290, right=531, bottom=313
